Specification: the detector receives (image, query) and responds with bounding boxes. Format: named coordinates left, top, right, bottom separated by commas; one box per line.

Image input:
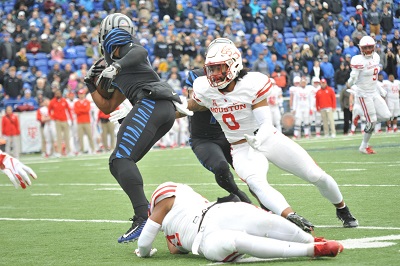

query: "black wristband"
left=85, top=78, right=97, bottom=94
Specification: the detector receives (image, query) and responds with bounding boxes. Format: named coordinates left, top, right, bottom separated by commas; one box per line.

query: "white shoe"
left=331, top=134, right=336, bottom=138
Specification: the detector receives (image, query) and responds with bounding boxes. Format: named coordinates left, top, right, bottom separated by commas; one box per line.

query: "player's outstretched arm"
left=136, top=197, right=174, bottom=257
left=0, top=151, right=37, bottom=189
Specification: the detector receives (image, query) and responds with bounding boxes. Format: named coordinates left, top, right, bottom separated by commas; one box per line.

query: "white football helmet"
left=359, top=36, right=375, bottom=58
left=98, top=13, right=135, bottom=46
left=204, top=40, right=243, bottom=90
left=312, top=76, right=320, bottom=84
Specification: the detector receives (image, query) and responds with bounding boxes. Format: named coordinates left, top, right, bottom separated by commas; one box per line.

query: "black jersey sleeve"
left=115, top=43, right=149, bottom=69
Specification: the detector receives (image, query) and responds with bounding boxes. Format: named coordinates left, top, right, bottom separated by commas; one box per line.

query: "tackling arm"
left=176, top=98, right=207, bottom=118
left=137, top=197, right=174, bottom=257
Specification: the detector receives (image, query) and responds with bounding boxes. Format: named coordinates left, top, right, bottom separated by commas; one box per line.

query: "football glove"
left=244, top=134, right=261, bottom=150
left=96, top=62, right=121, bottom=92
left=0, top=152, right=37, bottom=189
left=85, top=58, right=106, bottom=93
left=173, top=97, right=193, bottom=116
left=87, top=58, right=106, bottom=78
left=109, top=99, right=133, bottom=125
left=134, top=248, right=157, bottom=258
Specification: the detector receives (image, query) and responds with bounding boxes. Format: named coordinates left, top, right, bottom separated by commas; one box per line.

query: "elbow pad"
left=138, top=219, right=161, bottom=257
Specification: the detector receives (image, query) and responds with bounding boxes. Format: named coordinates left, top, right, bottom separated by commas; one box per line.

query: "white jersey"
left=349, top=52, right=381, bottom=96
left=382, top=80, right=400, bottom=101
left=150, top=182, right=212, bottom=253
left=289, top=85, right=300, bottom=110
left=192, top=72, right=272, bottom=143
left=309, top=85, right=319, bottom=111
left=292, top=86, right=313, bottom=111
left=267, top=85, right=282, bottom=108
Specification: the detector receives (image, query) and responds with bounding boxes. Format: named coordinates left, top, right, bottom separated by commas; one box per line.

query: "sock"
left=110, top=158, right=149, bottom=218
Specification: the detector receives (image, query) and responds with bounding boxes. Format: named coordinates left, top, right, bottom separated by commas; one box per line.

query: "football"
left=92, top=59, right=115, bottom=100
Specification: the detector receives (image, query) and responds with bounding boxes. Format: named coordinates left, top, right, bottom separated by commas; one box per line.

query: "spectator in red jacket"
left=74, top=89, right=95, bottom=154
left=315, top=79, right=337, bottom=138
left=1, top=106, right=21, bottom=158
left=48, top=89, right=73, bottom=157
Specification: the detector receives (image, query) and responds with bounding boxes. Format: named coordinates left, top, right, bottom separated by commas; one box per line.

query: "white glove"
left=109, top=99, right=133, bottom=125
left=173, top=98, right=193, bottom=116
left=0, top=152, right=37, bottom=189
left=244, top=134, right=261, bottom=150
left=134, top=248, right=158, bottom=258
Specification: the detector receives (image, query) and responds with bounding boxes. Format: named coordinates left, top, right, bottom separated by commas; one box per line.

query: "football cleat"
left=336, top=206, right=359, bottom=228
left=286, top=213, right=314, bottom=233
left=118, top=216, right=147, bottom=243
left=359, top=146, right=376, bottom=154
left=314, top=241, right=344, bottom=257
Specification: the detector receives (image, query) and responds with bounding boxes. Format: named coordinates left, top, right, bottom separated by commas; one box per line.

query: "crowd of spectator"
left=1, top=0, right=400, bottom=113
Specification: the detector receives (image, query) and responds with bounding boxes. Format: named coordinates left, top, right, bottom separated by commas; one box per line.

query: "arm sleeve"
left=253, top=105, right=276, bottom=143
left=137, top=219, right=161, bottom=257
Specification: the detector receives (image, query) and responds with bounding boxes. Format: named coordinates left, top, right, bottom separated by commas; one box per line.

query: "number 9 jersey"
left=349, top=52, right=381, bottom=97
left=192, top=72, right=272, bottom=143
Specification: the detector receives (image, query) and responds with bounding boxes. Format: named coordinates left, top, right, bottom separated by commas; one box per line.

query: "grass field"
left=1, top=133, right=399, bottom=266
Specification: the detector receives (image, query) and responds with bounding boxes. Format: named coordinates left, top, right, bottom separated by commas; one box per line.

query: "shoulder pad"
left=149, top=182, right=178, bottom=214
left=350, top=55, right=364, bottom=70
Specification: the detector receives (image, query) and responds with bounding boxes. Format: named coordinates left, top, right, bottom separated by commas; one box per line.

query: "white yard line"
left=0, top=183, right=399, bottom=187
left=1, top=217, right=399, bottom=231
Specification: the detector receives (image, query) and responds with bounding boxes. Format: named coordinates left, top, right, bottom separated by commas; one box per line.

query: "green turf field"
left=1, top=133, right=399, bottom=265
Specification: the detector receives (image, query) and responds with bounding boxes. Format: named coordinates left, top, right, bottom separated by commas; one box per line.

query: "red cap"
left=320, top=78, right=327, bottom=83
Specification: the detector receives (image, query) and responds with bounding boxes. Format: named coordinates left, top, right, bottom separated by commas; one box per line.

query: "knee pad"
left=364, top=122, right=376, bottom=133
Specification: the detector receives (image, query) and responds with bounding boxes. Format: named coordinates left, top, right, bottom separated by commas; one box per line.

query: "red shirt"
left=2, top=114, right=20, bottom=136
left=315, top=86, right=337, bottom=111
left=48, top=97, right=72, bottom=122
left=73, top=99, right=91, bottom=124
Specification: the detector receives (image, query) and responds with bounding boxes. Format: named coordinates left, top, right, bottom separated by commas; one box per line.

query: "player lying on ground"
left=0, top=150, right=37, bottom=189
left=135, top=182, right=343, bottom=262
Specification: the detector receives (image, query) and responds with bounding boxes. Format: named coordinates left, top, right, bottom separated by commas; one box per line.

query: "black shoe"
left=287, top=213, right=315, bottom=233
left=117, top=216, right=147, bottom=243
left=336, top=206, right=358, bottom=228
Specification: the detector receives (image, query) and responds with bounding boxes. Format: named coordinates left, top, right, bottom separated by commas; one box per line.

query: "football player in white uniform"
left=37, top=98, right=57, bottom=157
left=135, top=182, right=343, bottom=261
left=289, top=76, right=301, bottom=112
left=292, top=77, right=313, bottom=139
left=310, top=77, right=322, bottom=137
left=180, top=38, right=358, bottom=229
left=382, top=74, right=400, bottom=133
left=346, top=36, right=391, bottom=154
left=267, top=79, right=283, bottom=132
